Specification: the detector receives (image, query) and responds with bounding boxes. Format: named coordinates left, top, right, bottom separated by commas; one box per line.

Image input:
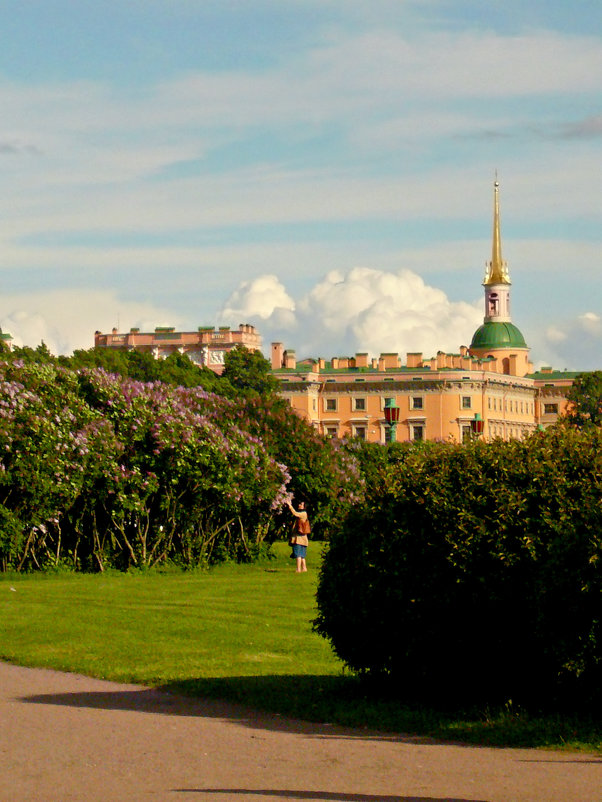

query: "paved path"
left=1, top=661, right=600, bottom=802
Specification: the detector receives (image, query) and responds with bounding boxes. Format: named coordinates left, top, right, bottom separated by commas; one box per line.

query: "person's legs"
left=294, top=545, right=307, bottom=572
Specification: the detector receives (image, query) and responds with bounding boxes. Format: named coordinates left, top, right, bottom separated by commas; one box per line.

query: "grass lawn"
left=1, top=542, right=600, bottom=753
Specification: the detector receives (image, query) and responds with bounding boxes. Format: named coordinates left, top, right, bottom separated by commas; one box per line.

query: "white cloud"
left=220, top=274, right=296, bottom=328
left=579, top=311, right=602, bottom=334
left=220, top=267, right=483, bottom=360
left=1, top=289, right=173, bottom=355
left=545, top=326, right=567, bottom=344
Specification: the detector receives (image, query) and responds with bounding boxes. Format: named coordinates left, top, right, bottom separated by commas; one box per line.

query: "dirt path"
left=1, top=661, right=600, bottom=802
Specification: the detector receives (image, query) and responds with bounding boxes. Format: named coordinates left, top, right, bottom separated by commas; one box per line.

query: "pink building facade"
left=94, top=323, right=261, bottom=374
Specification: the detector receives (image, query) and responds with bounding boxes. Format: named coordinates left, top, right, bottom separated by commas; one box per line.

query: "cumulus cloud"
left=579, top=311, right=602, bottom=333
left=1, top=289, right=173, bottom=356
left=220, top=274, right=296, bottom=328
left=220, top=267, right=483, bottom=359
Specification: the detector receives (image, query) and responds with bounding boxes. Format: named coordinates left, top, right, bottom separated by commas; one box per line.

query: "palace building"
left=94, top=322, right=261, bottom=374
left=271, top=182, right=579, bottom=442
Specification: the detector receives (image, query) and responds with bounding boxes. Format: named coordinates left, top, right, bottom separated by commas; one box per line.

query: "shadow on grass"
left=19, top=674, right=428, bottom=743
left=19, top=672, right=602, bottom=752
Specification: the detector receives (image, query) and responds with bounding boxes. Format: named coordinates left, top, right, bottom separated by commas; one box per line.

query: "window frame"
left=352, top=424, right=367, bottom=441
left=410, top=423, right=424, bottom=442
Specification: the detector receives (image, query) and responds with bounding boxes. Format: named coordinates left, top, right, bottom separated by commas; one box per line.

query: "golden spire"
left=484, top=178, right=510, bottom=285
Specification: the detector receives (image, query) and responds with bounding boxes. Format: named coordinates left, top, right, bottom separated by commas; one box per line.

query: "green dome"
left=470, top=321, right=527, bottom=350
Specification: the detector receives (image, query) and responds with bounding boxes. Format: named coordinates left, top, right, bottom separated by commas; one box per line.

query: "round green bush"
left=314, top=429, right=601, bottom=708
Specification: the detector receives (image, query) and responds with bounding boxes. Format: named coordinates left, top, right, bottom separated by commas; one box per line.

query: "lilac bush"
left=77, top=369, right=289, bottom=567
left=0, top=362, right=293, bottom=570
left=0, top=361, right=113, bottom=569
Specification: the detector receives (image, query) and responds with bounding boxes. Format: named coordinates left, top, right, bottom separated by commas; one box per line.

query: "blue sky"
left=0, top=0, right=600, bottom=369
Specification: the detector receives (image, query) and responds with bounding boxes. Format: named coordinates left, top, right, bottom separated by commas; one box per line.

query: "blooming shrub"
left=0, top=361, right=109, bottom=569
left=0, top=362, right=290, bottom=570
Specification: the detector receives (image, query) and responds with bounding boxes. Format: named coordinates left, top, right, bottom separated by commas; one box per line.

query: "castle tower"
left=469, top=180, right=532, bottom=376
left=483, top=179, right=511, bottom=321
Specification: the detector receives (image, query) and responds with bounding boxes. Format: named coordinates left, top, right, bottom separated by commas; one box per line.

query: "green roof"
left=470, top=321, right=527, bottom=350
left=528, top=370, right=580, bottom=380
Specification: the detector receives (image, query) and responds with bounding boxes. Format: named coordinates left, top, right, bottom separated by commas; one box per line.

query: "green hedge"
left=314, top=428, right=601, bottom=707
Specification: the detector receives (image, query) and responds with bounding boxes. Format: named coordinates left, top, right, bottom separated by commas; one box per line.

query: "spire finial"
left=484, top=176, right=509, bottom=285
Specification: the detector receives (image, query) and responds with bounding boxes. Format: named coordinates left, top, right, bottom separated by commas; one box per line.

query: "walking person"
left=287, top=499, right=310, bottom=573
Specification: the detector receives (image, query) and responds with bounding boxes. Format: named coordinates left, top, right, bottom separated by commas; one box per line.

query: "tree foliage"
left=563, top=370, right=602, bottom=429
left=59, top=347, right=226, bottom=392
left=315, top=430, right=601, bottom=708
left=11, top=341, right=277, bottom=398
left=235, top=395, right=363, bottom=539
left=221, top=345, right=280, bottom=398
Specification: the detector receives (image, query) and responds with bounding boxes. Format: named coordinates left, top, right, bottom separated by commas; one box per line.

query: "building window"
left=383, top=396, right=395, bottom=410
left=410, top=424, right=424, bottom=442
left=411, top=396, right=424, bottom=410
left=325, top=426, right=338, bottom=438
left=352, top=425, right=367, bottom=440
left=544, top=403, right=558, bottom=414
left=488, top=398, right=491, bottom=410
left=325, top=398, right=337, bottom=412
left=461, top=396, right=472, bottom=409
left=462, top=425, right=472, bottom=443
left=353, top=397, right=366, bottom=411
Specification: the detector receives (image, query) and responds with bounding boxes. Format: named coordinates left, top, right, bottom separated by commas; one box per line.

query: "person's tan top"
left=291, top=509, right=310, bottom=546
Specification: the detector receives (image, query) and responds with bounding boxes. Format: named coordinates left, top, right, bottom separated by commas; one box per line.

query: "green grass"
left=1, top=543, right=600, bottom=753
left=0, top=543, right=336, bottom=683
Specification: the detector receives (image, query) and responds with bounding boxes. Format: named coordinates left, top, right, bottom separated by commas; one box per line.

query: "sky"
left=0, top=0, right=600, bottom=370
